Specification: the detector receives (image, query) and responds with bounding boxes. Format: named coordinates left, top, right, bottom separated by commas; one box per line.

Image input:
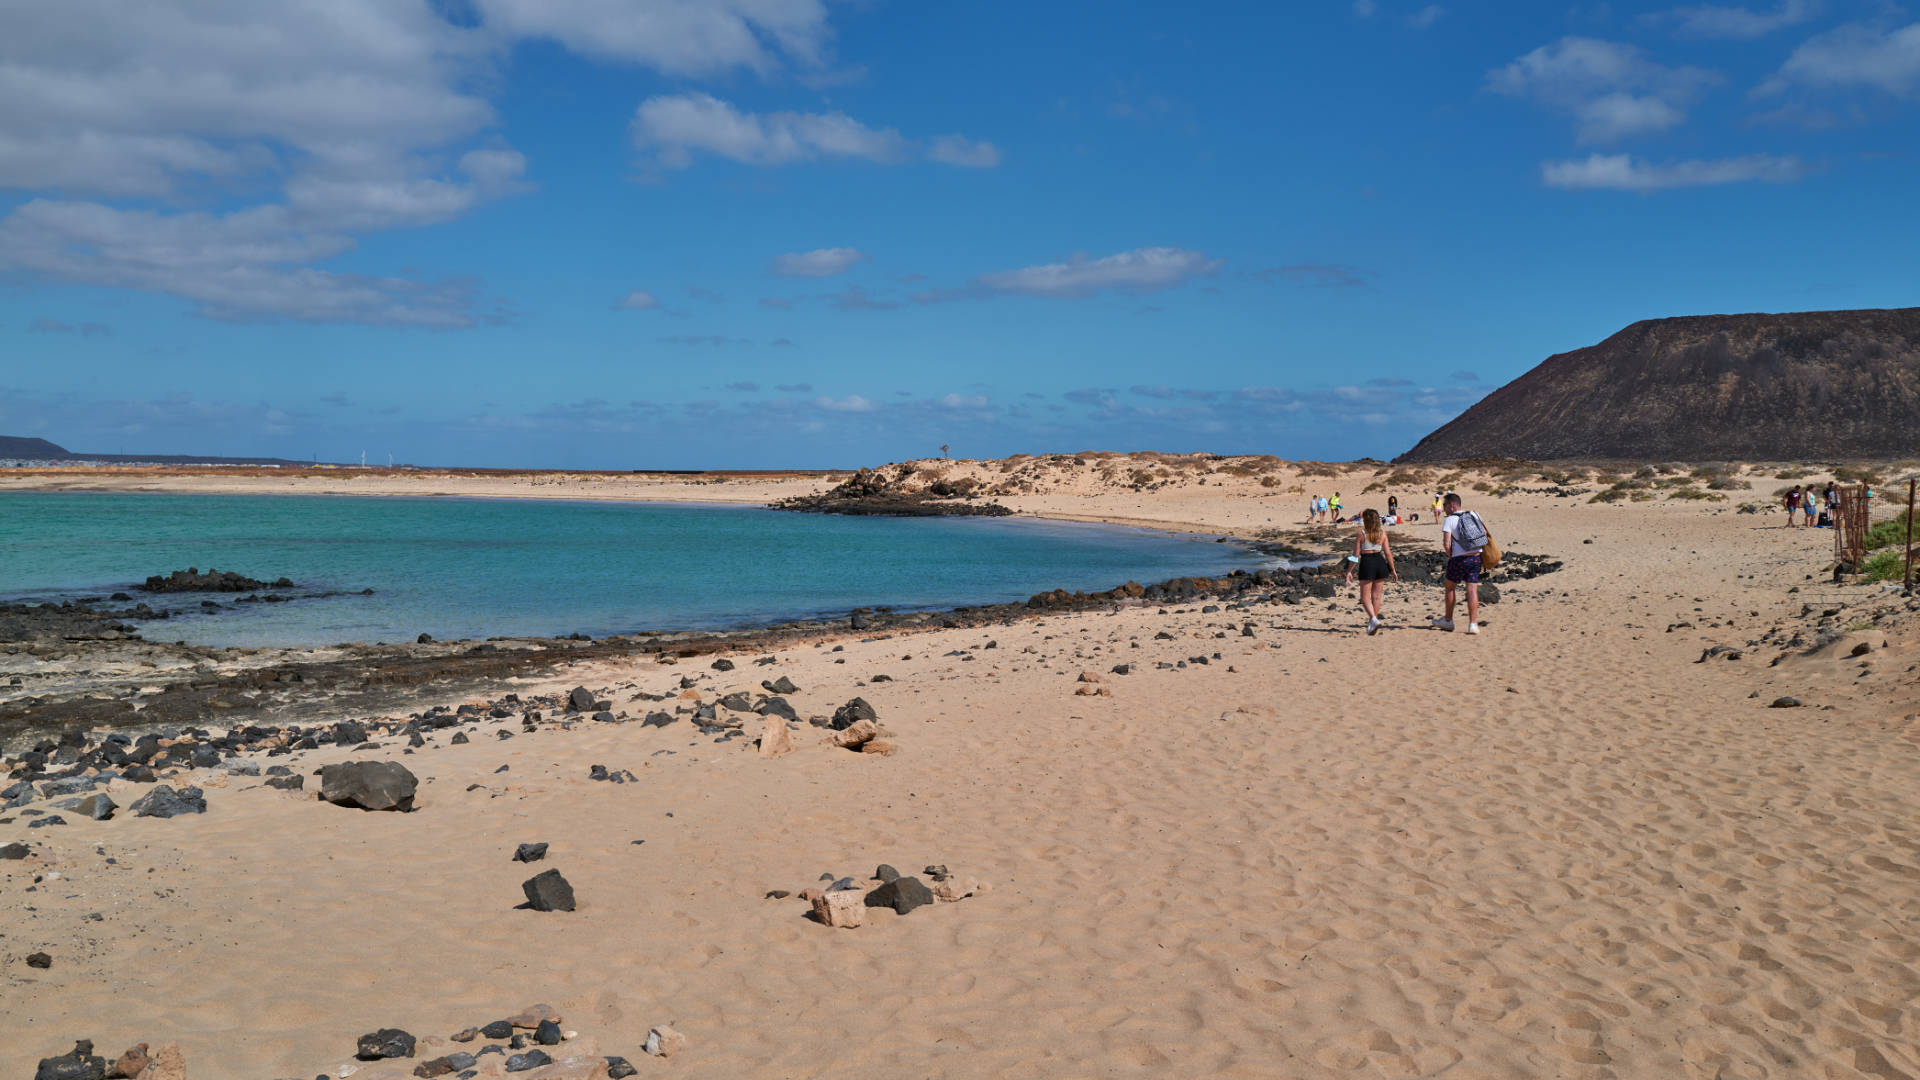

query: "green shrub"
left=1707, top=476, right=1749, bottom=490
left=1865, top=510, right=1917, bottom=551
left=1668, top=487, right=1725, bottom=501
left=1863, top=549, right=1905, bottom=582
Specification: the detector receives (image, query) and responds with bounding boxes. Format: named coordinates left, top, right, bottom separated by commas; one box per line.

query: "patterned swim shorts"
left=1445, top=554, right=1482, bottom=584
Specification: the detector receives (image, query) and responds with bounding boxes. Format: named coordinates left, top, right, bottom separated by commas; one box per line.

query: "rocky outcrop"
left=1399, top=308, right=1920, bottom=461
left=140, top=568, right=293, bottom=593
left=771, top=466, right=1013, bottom=516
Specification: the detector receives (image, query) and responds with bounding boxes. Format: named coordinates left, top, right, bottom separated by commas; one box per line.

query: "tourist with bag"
left=1433, top=492, right=1492, bottom=635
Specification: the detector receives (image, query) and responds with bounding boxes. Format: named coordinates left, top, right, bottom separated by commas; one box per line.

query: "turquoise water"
left=0, top=493, right=1268, bottom=647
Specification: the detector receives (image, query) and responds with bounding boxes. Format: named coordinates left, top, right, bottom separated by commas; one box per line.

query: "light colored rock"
left=829, top=719, right=877, bottom=749
left=520, top=1054, right=610, bottom=1079
left=811, top=887, right=868, bottom=927
left=860, top=739, right=899, bottom=756
left=1077, top=670, right=1103, bottom=683
left=1074, top=684, right=1111, bottom=697
left=930, top=876, right=982, bottom=902
left=511, top=1003, right=563, bottom=1028
left=135, top=1043, right=186, bottom=1080
left=112, top=1043, right=151, bottom=1078
left=644, top=1026, right=687, bottom=1058
left=758, top=715, right=797, bottom=758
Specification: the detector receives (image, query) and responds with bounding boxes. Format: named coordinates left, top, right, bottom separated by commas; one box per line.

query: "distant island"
left=0, top=435, right=317, bottom=467
left=1399, top=307, right=1920, bottom=462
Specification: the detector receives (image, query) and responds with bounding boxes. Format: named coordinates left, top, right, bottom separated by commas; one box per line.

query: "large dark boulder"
left=33, top=1040, right=106, bottom=1080
left=522, top=869, right=576, bottom=912
left=129, top=786, right=206, bottom=818
left=319, top=761, right=418, bottom=812
left=831, top=697, right=877, bottom=731
left=865, top=876, right=934, bottom=915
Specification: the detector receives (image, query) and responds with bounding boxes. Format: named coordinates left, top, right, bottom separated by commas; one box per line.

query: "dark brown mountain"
left=0, top=436, right=72, bottom=459
left=1397, top=308, right=1920, bottom=462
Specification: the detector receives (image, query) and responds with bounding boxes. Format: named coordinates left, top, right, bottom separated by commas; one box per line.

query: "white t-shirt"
left=1442, top=511, right=1478, bottom=558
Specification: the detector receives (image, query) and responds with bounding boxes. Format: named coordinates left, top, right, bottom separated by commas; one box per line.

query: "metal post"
left=1906, top=478, right=1916, bottom=589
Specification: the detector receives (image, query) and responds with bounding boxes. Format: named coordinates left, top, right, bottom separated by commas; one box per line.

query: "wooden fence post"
left=1907, top=478, right=1916, bottom=589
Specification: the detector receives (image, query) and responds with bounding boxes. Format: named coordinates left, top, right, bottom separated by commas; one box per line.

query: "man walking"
left=1433, top=492, right=1488, bottom=635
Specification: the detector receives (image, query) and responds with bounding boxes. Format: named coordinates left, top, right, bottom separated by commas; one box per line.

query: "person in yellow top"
left=1431, top=491, right=1444, bottom=523
left=1329, top=492, right=1342, bottom=521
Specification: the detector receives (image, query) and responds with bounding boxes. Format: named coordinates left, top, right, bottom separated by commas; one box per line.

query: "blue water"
left=0, top=493, right=1268, bottom=647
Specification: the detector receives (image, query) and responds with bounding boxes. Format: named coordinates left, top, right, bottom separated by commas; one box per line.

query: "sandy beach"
left=4, top=456, right=1918, bottom=1078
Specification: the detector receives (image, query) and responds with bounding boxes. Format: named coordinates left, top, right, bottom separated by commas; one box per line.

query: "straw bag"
left=1479, top=532, right=1503, bottom=570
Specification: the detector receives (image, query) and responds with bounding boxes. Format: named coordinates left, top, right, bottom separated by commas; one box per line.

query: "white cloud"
left=927, top=135, right=1003, bottom=168
left=631, top=93, right=998, bottom=171
left=473, top=0, right=833, bottom=75
left=771, top=247, right=870, bottom=277
left=975, top=247, right=1223, bottom=299
left=1761, top=22, right=1920, bottom=97
left=1488, top=37, right=1717, bottom=143
left=1407, top=5, right=1445, bottom=29
left=1643, top=0, right=1818, bottom=39
left=1541, top=153, right=1805, bottom=191
left=816, top=394, right=877, bottom=412
left=938, top=393, right=989, bottom=409
left=615, top=290, right=660, bottom=311
left=1352, top=0, right=1379, bottom=17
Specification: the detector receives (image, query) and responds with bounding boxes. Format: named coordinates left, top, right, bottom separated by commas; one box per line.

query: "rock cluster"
left=139, top=567, right=293, bottom=593
left=794, top=863, right=986, bottom=928
left=33, top=1038, right=183, bottom=1080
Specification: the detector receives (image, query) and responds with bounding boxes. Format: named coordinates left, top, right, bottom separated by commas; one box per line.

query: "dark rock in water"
left=417, top=633, right=434, bottom=644
left=710, top=658, right=734, bottom=671
left=140, top=567, right=286, bottom=593
left=831, top=697, right=877, bottom=731
left=1, top=842, right=29, bottom=859
left=413, top=1051, right=476, bottom=1077
left=522, top=869, right=576, bottom=911
left=264, top=774, right=305, bottom=791
left=505, top=1050, right=552, bottom=1073
left=850, top=612, right=870, bottom=630
left=481, top=1021, right=515, bottom=1040
left=567, top=686, right=595, bottom=712
left=875, top=863, right=901, bottom=883
left=762, top=675, right=799, bottom=695
left=606, top=1057, right=638, bottom=1079
left=513, top=842, right=548, bottom=863
left=865, top=875, right=934, bottom=915
left=32, top=1040, right=104, bottom=1080
left=356, top=1028, right=418, bottom=1060
left=533, top=1020, right=562, bottom=1045
left=129, top=786, right=205, bottom=818
left=450, top=731, right=470, bottom=745
left=27, top=951, right=53, bottom=968
left=319, top=761, right=418, bottom=811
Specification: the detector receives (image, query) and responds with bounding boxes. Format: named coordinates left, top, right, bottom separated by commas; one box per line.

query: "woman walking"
left=1345, top=508, right=1398, bottom=635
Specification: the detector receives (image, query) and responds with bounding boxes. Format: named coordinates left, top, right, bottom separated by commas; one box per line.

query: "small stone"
left=757, top=714, right=797, bottom=759
left=643, top=1027, right=686, bottom=1058
left=923, top=864, right=948, bottom=880
left=829, top=719, right=878, bottom=749
left=874, top=863, right=900, bottom=883
left=265, top=774, right=306, bottom=791
left=710, top=658, right=734, bottom=671
left=861, top=739, right=899, bottom=756
left=450, top=732, right=469, bottom=745
left=811, top=887, right=868, bottom=927
left=865, top=875, right=934, bottom=915
left=1076, top=670, right=1102, bottom=683
left=1770, top=697, right=1802, bottom=708
left=74, top=794, right=116, bottom=820
left=135, top=1043, right=185, bottom=1080
left=513, top=843, right=548, bottom=863
left=503, top=1050, right=551, bottom=1072
left=480, top=1021, right=514, bottom=1040
left=412, top=1051, right=475, bottom=1077
left=764, top=889, right=791, bottom=899
left=450, top=1029, right=479, bottom=1044
left=110, top=1044, right=151, bottom=1078
left=522, top=869, right=576, bottom=912
left=605, top=1057, right=637, bottom=1079
left=357, top=1028, right=418, bottom=1060
left=533, top=1020, right=562, bottom=1045
left=830, top=697, right=878, bottom=731
left=567, top=687, right=595, bottom=711
left=1, top=841, right=30, bottom=859
left=509, top=1004, right=562, bottom=1029
left=27, top=950, right=52, bottom=968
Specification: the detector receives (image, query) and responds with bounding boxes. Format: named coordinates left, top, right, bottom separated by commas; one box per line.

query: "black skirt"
left=1356, top=552, right=1391, bottom=581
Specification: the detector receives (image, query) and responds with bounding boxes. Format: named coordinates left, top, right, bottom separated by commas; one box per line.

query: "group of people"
left=1338, top=491, right=1491, bottom=637
left=1782, top=481, right=1841, bottom=528
left=1306, top=490, right=1436, bottom=528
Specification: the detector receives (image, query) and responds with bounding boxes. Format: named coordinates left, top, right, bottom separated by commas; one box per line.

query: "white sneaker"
left=1465, top=623, right=1480, bottom=634
left=1431, top=617, right=1454, bottom=630
left=1366, top=616, right=1380, bottom=636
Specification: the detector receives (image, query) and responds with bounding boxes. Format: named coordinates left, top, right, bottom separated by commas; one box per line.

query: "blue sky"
left=2, top=0, right=1916, bottom=467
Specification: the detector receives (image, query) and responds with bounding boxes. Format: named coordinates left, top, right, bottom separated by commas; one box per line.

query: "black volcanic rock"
left=1398, top=308, right=1920, bottom=461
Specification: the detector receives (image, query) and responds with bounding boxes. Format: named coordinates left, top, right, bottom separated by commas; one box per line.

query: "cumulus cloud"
left=1760, top=22, right=1920, bottom=98
left=1488, top=37, right=1718, bottom=143
left=771, top=247, right=869, bottom=277
left=974, top=247, right=1223, bottom=299
left=473, top=0, right=834, bottom=76
left=614, top=289, right=660, bottom=310
left=1541, top=153, right=1805, bottom=191
left=631, top=93, right=999, bottom=171
left=1642, top=0, right=1818, bottom=39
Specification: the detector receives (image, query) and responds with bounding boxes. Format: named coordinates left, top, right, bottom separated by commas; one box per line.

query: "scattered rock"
left=357, top=1028, right=418, bottom=1060
left=504, top=1049, right=552, bottom=1072
left=757, top=715, right=797, bottom=759
left=481, top=1021, right=515, bottom=1040
left=319, top=761, right=418, bottom=812
left=110, top=1044, right=151, bottom=1079
left=27, top=951, right=53, bottom=968
left=264, top=774, right=305, bottom=791
left=33, top=1040, right=105, bottom=1080
left=1, top=841, right=30, bottom=859
left=875, top=863, right=900, bottom=883
left=606, top=1057, right=637, bottom=1079
left=762, top=675, right=799, bottom=695
left=643, top=1027, right=686, bottom=1058
left=412, top=1051, right=475, bottom=1077
left=1769, top=697, right=1802, bottom=708
left=534, top=1020, right=563, bottom=1046
left=830, top=697, right=878, bottom=731
left=450, top=732, right=470, bottom=745
left=522, top=869, right=576, bottom=912
left=567, top=687, right=595, bottom=712
left=510, top=1004, right=562, bottom=1029
left=829, top=719, right=878, bottom=749
left=73, top=794, right=115, bottom=821
left=865, top=875, right=934, bottom=915
left=129, top=786, right=205, bottom=818
left=861, top=739, right=900, bottom=756
left=710, top=658, right=734, bottom=671
left=513, top=842, right=549, bottom=863
left=811, top=887, right=868, bottom=928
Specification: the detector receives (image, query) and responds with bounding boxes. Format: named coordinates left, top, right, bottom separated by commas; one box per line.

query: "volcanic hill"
left=1397, top=308, right=1920, bottom=462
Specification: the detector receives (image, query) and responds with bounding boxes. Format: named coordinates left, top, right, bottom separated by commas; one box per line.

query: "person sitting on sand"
left=1345, top=508, right=1399, bottom=636
left=1387, top=495, right=1399, bottom=519
left=1434, top=492, right=1489, bottom=635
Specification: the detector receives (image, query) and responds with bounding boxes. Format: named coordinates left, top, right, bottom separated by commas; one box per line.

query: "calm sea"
left=0, top=493, right=1269, bottom=648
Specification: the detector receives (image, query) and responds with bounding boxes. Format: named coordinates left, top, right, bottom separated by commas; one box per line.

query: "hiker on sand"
left=1784, top=486, right=1801, bottom=526
left=1344, top=508, right=1399, bottom=635
left=1433, top=492, right=1490, bottom=635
